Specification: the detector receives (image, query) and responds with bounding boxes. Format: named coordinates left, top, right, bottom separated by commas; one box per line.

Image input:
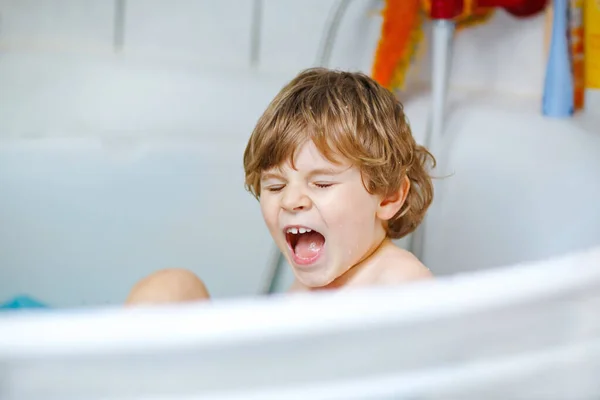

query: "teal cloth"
left=0, top=295, right=48, bottom=310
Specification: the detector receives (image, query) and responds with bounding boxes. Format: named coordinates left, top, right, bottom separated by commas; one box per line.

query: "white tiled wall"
left=124, top=0, right=255, bottom=68
left=0, top=0, right=114, bottom=52
left=0, top=0, right=546, bottom=89
left=0, top=1, right=552, bottom=140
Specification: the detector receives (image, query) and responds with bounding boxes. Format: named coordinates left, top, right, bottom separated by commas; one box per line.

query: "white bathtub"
left=2, top=52, right=600, bottom=399
left=0, top=246, right=599, bottom=399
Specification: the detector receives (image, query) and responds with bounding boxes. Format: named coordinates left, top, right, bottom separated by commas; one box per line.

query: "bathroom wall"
left=1, top=0, right=599, bottom=306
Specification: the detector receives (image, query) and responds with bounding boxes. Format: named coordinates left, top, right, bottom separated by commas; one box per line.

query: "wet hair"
left=243, top=68, right=436, bottom=239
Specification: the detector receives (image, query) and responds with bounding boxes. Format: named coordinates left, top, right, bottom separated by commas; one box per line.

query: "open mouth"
left=284, top=226, right=326, bottom=265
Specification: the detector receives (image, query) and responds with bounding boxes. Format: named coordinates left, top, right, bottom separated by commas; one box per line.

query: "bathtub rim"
left=0, top=245, right=598, bottom=358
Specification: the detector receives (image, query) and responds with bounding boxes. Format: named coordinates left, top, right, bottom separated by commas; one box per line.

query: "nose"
left=280, top=184, right=312, bottom=212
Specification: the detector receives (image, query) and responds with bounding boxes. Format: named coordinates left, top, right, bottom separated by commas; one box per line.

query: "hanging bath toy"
left=542, top=0, right=575, bottom=117
left=371, top=0, right=548, bottom=93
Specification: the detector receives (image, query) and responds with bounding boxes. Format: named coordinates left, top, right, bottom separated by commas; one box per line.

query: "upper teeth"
left=287, top=227, right=312, bottom=234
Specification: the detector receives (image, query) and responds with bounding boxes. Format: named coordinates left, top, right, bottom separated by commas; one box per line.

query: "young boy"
left=126, top=68, right=434, bottom=304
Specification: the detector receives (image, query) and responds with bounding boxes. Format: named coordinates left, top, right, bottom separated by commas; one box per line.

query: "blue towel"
left=0, top=295, right=48, bottom=310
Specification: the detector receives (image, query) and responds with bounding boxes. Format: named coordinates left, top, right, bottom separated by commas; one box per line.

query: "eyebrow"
left=260, top=172, right=285, bottom=182
left=306, top=168, right=345, bottom=178
left=260, top=166, right=348, bottom=182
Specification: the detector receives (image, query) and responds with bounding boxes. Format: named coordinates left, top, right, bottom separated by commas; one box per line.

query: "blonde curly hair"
left=243, top=68, right=436, bottom=239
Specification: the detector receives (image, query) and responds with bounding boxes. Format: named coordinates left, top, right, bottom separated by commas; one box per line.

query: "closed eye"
left=314, top=182, right=334, bottom=189
left=266, top=185, right=285, bottom=192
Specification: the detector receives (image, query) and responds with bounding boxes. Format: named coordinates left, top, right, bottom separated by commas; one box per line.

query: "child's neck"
left=318, top=236, right=394, bottom=290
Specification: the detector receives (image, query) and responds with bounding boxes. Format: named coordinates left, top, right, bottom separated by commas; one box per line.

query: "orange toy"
left=371, top=0, right=424, bottom=92
left=371, top=0, right=496, bottom=91
left=372, top=0, right=548, bottom=92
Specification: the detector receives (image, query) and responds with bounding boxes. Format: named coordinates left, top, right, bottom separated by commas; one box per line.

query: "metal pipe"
left=408, top=19, right=456, bottom=261
left=315, top=0, right=352, bottom=68
left=408, top=0, right=462, bottom=260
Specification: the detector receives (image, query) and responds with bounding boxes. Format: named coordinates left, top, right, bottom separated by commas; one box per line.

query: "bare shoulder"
left=377, top=245, right=433, bottom=284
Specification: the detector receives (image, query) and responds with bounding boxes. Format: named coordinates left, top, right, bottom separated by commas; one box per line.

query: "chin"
left=291, top=265, right=339, bottom=290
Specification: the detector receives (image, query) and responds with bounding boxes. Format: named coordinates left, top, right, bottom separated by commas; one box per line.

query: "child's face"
left=259, top=141, right=389, bottom=288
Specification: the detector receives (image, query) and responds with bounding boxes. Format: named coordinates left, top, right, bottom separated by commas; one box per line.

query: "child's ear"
left=377, top=176, right=410, bottom=221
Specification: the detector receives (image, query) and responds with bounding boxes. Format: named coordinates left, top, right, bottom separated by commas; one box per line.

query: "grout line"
left=249, top=0, right=263, bottom=68
left=113, top=0, right=127, bottom=53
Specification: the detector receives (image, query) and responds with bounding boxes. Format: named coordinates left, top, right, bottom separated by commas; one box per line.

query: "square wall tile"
left=125, top=0, right=253, bottom=69
left=259, top=0, right=383, bottom=76
left=0, top=0, right=114, bottom=52
left=259, top=0, right=333, bottom=73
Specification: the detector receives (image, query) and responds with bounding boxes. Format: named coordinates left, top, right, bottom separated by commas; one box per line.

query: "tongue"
left=294, top=231, right=325, bottom=259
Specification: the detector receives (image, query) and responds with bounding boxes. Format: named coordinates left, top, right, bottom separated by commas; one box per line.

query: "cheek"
left=259, top=196, right=278, bottom=229
left=321, top=189, right=380, bottom=248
